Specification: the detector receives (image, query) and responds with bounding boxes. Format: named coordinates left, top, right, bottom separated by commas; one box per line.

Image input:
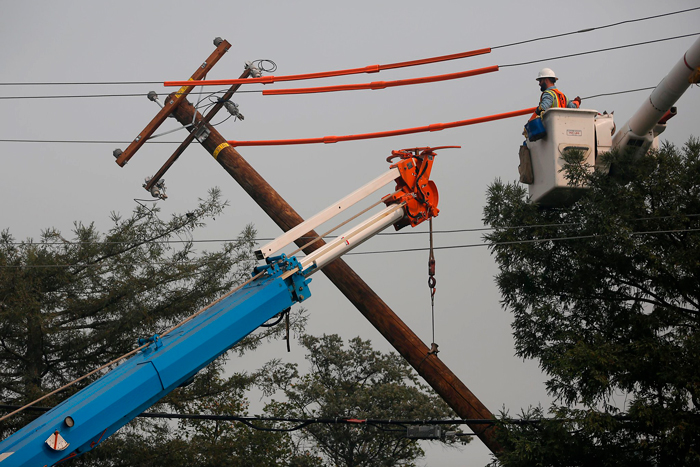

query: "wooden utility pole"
left=167, top=97, right=502, bottom=453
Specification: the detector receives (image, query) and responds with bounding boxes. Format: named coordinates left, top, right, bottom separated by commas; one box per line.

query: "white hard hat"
left=536, top=68, right=557, bottom=80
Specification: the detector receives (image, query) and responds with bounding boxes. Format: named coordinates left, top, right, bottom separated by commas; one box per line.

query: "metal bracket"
left=138, top=334, right=163, bottom=349
left=194, top=125, right=211, bottom=143
left=251, top=255, right=311, bottom=302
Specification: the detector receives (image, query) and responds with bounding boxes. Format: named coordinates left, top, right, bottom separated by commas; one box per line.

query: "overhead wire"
left=499, top=32, right=700, bottom=68
left=0, top=81, right=164, bottom=86
left=163, top=48, right=493, bottom=87
left=258, top=32, right=699, bottom=97
left=0, top=30, right=694, bottom=117
left=0, top=80, right=670, bottom=145
left=583, top=86, right=656, bottom=100
left=0, top=6, right=696, bottom=92
left=0, top=138, right=180, bottom=144
left=3, top=226, right=699, bottom=269
left=0, top=89, right=262, bottom=100
left=492, top=6, right=700, bottom=49
left=2, top=33, right=686, bottom=103
left=0, top=81, right=674, bottom=104
left=0, top=404, right=632, bottom=428
left=164, top=9, right=700, bottom=89
left=3, top=214, right=698, bottom=247
left=348, top=227, right=700, bottom=256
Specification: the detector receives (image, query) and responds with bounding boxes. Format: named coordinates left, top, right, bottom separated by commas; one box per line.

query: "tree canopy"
left=0, top=191, right=308, bottom=465
left=483, top=140, right=700, bottom=466
left=260, top=334, right=462, bottom=467
left=0, top=192, right=460, bottom=466
left=0, top=190, right=253, bottom=404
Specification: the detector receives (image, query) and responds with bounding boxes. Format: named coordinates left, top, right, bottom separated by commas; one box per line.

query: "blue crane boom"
left=0, top=147, right=445, bottom=466
left=0, top=255, right=310, bottom=466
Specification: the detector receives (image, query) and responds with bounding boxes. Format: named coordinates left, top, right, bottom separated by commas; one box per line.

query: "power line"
left=500, top=32, right=700, bottom=68
left=583, top=86, right=656, bottom=100
left=493, top=6, right=700, bottom=49
left=0, top=81, right=163, bottom=86
left=0, top=404, right=628, bottom=427
left=0, top=6, right=696, bottom=89
left=0, top=139, right=181, bottom=144
left=7, top=214, right=698, bottom=247
left=4, top=214, right=698, bottom=248
left=0, top=33, right=693, bottom=103
left=0, top=89, right=262, bottom=100
left=3, top=226, right=698, bottom=269
left=348, top=227, right=700, bottom=256
left=0, top=76, right=687, bottom=145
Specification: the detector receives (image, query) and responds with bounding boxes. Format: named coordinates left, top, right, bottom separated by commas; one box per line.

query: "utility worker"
left=530, top=68, right=581, bottom=120
left=519, top=69, right=581, bottom=184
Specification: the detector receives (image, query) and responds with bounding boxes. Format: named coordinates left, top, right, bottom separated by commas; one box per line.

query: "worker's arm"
left=567, top=97, right=581, bottom=109
left=536, top=91, right=554, bottom=115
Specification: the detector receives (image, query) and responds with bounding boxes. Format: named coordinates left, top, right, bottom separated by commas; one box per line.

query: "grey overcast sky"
left=1, top=1, right=699, bottom=465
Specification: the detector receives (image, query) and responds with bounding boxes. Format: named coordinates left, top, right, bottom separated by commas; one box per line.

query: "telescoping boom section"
left=0, top=147, right=447, bottom=466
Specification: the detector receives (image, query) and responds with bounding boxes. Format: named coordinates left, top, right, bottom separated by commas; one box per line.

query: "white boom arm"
left=255, top=167, right=400, bottom=259
left=612, top=36, right=700, bottom=153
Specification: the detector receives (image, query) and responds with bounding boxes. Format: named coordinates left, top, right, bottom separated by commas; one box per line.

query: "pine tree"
left=0, top=189, right=308, bottom=465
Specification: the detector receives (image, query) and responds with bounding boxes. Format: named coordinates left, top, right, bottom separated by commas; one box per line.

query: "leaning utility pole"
left=116, top=39, right=502, bottom=453
left=169, top=100, right=502, bottom=453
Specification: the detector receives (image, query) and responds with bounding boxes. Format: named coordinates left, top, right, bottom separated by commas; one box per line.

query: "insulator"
left=143, top=176, right=168, bottom=200
left=224, top=101, right=244, bottom=120
left=245, top=61, right=262, bottom=78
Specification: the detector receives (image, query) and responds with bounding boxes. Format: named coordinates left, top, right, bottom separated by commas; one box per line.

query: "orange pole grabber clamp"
left=383, top=146, right=460, bottom=230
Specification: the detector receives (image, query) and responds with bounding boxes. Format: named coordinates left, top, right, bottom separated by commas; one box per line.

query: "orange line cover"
left=228, top=107, right=537, bottom=147
left=262, top=66, right=499, bottom=95
left=164, top=48, right=492, bottom=87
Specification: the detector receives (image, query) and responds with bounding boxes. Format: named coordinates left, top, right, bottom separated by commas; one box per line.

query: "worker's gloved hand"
left=573, top=96, right=582, bottom=107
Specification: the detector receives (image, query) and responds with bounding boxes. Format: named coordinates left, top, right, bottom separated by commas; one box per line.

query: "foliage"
left=260, top=334, right=461, bottom=467
left=0, top=190, right=309, bottom=465
left=483, top=140, right=700, bottom=466
left=73, top=359, right=312, bottom=467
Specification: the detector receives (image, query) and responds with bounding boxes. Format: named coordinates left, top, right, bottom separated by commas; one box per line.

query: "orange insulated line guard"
left=262, top=66, right=499, bottom=95
left=228, top=107, right=537, bottom=147
left=164, top=48, right=492, bottom=87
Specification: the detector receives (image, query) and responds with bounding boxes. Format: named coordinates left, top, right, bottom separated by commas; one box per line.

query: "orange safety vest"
left=529, top=88, right=574, bottom=121
left=543, top=88, right=569, bottom=108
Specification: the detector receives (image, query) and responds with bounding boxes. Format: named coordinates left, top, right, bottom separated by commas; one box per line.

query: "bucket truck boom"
left=612, top=36, right=700, bottom=156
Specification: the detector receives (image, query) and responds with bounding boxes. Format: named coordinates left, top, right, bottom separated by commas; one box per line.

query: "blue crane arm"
left=0, top=145, right=448, bottom=466
left=0, top=255, right=310, bottom=467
